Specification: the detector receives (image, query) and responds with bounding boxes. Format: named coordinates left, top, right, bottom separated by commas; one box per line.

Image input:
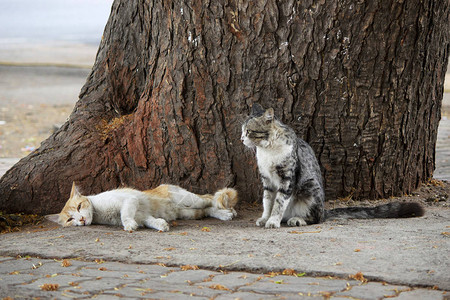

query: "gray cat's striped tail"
left=325, top=202, right=424, bottom=220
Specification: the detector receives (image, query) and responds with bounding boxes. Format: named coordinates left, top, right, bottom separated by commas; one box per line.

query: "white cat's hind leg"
left=287, top=217, right=307, bottom=226
left=144, top=216, right=170, bottom=232
left=168, top=185, right=211, bottom=208
left=206, top=207, right=234, bottom=221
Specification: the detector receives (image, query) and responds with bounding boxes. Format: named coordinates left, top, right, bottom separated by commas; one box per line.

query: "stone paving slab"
left=0, top=206, right=449, bottom=295
left=0, top=256, right=448, bottom=299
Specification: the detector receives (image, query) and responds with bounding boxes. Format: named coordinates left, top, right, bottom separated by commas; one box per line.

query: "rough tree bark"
left=0, top=0, right=448, bottom=214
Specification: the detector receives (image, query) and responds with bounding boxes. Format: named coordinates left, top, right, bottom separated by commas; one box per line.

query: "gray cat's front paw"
left=265, top=217, right=281, bottom=229
left=287, top=217, right=307, bottom=227
left=256, top=216, right=269, bottom=227
left=123, top=219, right=139, bottom=232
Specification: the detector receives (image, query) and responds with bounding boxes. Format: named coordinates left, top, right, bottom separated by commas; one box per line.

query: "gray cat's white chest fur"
left=256, top=144, right=293, bottom=185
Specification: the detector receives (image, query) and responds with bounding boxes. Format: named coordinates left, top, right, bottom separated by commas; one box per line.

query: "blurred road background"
left=0, top=0, right=112, bottom=161
left=0, top=0, right=448, bottom=181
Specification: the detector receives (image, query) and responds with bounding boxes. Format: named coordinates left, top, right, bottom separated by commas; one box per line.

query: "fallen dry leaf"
left=32, top=262, right=42, bottom=269
left=168, top=232, right=188, bottom=236
left=266, top=271, right=280, bottom=277
left=320, top=291, right=333, bottom=298
left=354, top=249, right=361, bottom=252
left=98, top=267, right=108, bottom=271
left=349, top=271, right=368, bottom=283
left=61, top=259, right=72, bottom=267
left=209, top=284, right=230, bottom=291
left=202, top=275, right=214, bottom=282
left=201, top=227, right=211, bottom=232
left=427, top=179, right=444, bottom=187
left=180, top=265, right=199, bottom=271
left=274, top=280, right=284, bottom=284
left=40, top=283, right=59, bottom=291
left=282, top=268, right=296, bottom=276
left=441, top=232, right=450, bottom=237
left=164, top=247, right=176, bottom=251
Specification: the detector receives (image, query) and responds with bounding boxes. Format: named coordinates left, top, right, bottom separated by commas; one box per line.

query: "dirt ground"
left=0, top=64, right=89, bottom=158
left=0, top=102, right=73, bottom=158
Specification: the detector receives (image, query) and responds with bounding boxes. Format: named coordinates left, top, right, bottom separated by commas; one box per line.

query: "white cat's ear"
left=264, top=108, right=274, bottom=122
left=46, top=214, right=61, bottom=224
left=70, top=182, right=81, bottom=198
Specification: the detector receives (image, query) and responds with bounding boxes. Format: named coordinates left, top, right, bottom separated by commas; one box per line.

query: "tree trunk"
left=1, top=0, right=448, bottom=214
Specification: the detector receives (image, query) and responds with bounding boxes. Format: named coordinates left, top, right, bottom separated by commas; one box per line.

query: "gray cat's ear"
left=264, top=108, right=275, bottom=122
left=251, top=103, right=265, bottom=116
left=70, top=182, right=81, bottom=198
left=46, top=214, right=61, bottom=225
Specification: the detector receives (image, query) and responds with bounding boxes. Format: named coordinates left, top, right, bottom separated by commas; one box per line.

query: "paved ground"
left=0, top=255, right=447, bottom=300
left=1, top=204, right=449, bottom=299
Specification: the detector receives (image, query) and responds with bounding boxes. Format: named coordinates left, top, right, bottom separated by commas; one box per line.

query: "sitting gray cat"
left=241, top=104, right=424, bottom=228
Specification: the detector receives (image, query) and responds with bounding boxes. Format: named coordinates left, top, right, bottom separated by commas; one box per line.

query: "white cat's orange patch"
left=145, top=185, right=170, bottom=198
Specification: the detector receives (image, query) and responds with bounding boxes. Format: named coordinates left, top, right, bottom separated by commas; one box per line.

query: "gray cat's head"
left=241, top=104, right=276, bottom=148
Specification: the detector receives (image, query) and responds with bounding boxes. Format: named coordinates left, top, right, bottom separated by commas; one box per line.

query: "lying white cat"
left=47, top=183, right=238, bottom=232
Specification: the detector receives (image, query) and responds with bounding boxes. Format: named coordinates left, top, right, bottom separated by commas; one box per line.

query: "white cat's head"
left=47, top=182, right=93, bottom=227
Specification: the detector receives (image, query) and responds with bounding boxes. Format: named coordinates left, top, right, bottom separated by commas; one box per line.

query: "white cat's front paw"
left=154, top=218, right=170, bottom=232
left=265, top=217, right=281, bottom=229
left=256, top=216, right=269, bottom=227
left=287, top=217, right=307, bottom=227
left=123, top=219, right=139, bottom=232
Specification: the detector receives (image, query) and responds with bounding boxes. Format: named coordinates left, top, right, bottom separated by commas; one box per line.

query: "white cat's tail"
left=212, top=188, right=239, bottom=210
